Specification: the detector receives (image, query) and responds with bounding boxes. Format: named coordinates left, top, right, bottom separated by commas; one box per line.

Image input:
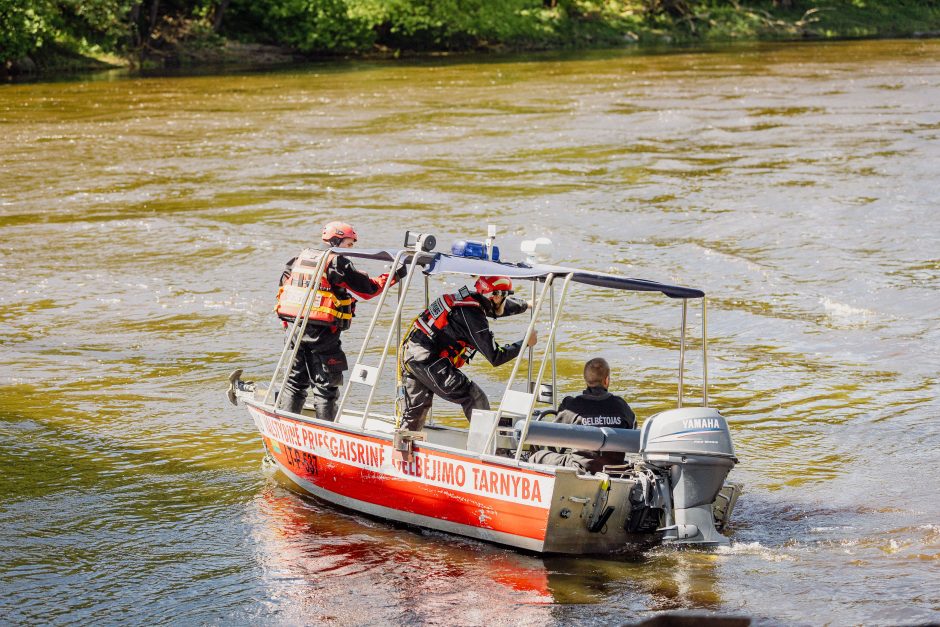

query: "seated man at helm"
left=528, top=357, right=636, bottom=474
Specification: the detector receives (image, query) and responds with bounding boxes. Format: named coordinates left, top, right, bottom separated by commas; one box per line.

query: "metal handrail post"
left=264, top=298, right=308, bottom=405
left=501, top=276, right=553, bottom=398
left=482, top=275, right=553, bottom=454
left=345, top=250, right=410, bottom=376
left=276, top=251, right=334, bottom=411
left=396, top=280, right=402, bottom=372
left=527, top=280, right=535, bottom=393
left=335, top=249, right=409, bottom=419
left=263, top=255, right=320, bottom=405
left=550, top=282, right=557, bottom=407
left=678, top=298, right=687, bottom=408
left=359, top=251, right=428, bottom=427
left=334, top=251, right=412, bottom=423
left=702, top=297, right=708, bottom=407
left=263, top=250, right=331, bottom=407
left=424, top=272, right=434, bottom=426
left=514, top=274, right=573, bottom=461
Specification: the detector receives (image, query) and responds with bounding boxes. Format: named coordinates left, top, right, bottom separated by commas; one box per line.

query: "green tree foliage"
left=221, top=0, right=553, bottom=53
left=348, top=0, right=550, bottom=50
left=129, top=0, right=227, bottom=57
left=1, top=0, right=139, bottom=64
left=1, top=0, right=228, bottom=64
left=4, top=0, right=940, bottom=69
left=225, top=0, right=373, bottom=52
left=1, top=0, right=55, bottom=62
left=58, top=0, right=136, bottom=50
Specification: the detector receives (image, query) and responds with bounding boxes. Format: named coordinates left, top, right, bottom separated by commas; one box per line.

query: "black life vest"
left=412, top=286, right=479, bottom=368
left=276, top=249, right=355, bottom=329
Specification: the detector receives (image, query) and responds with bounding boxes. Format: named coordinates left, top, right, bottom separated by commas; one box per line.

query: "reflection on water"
left=250, top=484, right=555, bottom=625
left=1, top=38, right=939, bottom=625
left=250, top=479, right=731, bottom=624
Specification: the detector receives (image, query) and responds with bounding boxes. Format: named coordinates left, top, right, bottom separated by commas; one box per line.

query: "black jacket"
left=552, top=387, right=636, bottom=472
left=409, top=294, right=528, bottom=367
left=559, top=386, right=636, bottom=429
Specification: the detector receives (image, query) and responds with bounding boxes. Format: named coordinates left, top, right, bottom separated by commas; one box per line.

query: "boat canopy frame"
left=263, top=243, right=710, bottom=458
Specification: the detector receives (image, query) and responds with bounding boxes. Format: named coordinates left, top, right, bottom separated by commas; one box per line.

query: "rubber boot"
left=281, top=390, right=306, bottom=415
left=400, top=411, right=427, bottom=433
left=315, top=399, right=337, bottom=422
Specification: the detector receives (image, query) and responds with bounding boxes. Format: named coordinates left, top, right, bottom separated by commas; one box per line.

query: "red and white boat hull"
left=248, top=403, right=557, bottom=552
left=244, top=400, right=738, bottom=553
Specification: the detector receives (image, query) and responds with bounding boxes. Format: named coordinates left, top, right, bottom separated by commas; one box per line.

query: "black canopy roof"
left=333, top=249, right=704, bottom=299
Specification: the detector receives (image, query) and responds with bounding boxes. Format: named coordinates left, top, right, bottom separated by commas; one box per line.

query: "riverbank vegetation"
left=3, top=0, right=940, bottom=75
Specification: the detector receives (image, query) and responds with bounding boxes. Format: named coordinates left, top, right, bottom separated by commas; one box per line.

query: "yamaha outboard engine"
left=640, top=407, right=737, bottom=546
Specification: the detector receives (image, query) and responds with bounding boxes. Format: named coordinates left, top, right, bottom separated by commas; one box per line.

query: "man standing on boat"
left=529, top=357, right=636, bottom=473
left=276, top=221, right=406, bottom=421
left=398, top=275, right=536, bottom=432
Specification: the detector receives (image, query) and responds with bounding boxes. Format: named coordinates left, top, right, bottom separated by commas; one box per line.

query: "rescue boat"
left=228, top=230, right=740, bottom=553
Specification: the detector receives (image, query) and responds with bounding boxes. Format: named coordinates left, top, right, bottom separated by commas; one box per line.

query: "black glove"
left=393, top=263, right=408, bottom=281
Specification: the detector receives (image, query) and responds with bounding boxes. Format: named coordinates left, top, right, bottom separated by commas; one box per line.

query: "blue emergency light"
left=451, top=239, right=500, bottom=261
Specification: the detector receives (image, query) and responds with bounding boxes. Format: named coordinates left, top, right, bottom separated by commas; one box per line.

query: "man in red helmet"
left=398, top=275, right=537, bottom=432
left=276, top=221, right=406, bottom=421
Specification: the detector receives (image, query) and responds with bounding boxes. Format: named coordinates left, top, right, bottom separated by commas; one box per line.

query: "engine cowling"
left=640, top=407, right=737, bottom=546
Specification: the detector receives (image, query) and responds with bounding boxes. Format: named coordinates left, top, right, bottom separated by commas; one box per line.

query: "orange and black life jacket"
left=276, top=249, right=355, bottom=330
left=412, top=286, right=480, bottom=368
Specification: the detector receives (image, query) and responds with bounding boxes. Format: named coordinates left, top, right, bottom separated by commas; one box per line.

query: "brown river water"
left=1, top=39, right=938, bottom=625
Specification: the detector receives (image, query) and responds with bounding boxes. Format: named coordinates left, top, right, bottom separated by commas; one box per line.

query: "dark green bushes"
left=3, top=0, right=940, bottom=72
left=222, top=0, right=560, bottom=53
left=223, top=0, right=371, bottom=53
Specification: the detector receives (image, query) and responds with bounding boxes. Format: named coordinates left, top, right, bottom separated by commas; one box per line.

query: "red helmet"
left=321, top=221, right=358, bottom=243
left=474, top=276, right=513, bottom=295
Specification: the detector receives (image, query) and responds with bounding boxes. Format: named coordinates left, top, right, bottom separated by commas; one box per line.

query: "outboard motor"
left=640, top=407, right=737, bottom=546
